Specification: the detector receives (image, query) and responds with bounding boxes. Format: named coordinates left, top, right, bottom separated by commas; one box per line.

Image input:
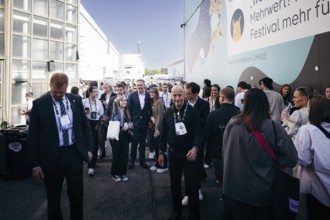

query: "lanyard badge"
left=60, top=114, right=71, bottom=130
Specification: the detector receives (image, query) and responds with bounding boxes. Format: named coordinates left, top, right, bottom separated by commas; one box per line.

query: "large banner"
left=184, top=0, right=330, bottom=92
left=227, top=0, right=330, bottom=55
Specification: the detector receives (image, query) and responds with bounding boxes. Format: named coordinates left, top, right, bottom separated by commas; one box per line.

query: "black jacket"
left=28, top=93, right=93, bottom=171
left=204, top=103, right=240, bottom=159
left=160, top=103, right=203, bottom=156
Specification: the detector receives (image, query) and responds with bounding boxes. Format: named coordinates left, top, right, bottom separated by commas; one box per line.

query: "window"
left=66, top=5, right=77, bottom=24
left=12, top=35, right=30, bottom=58
left=66, top=0, right=77, bottom=6
left=50, top=0, right=64, bottom=20
left=0, top=9, right=3, bottom=32
left=31, top=61, right=47, bottom=80
left=65, top=43, right=77, bottom=62
left=65, top=25, right=77, bottom=43
left=32, top=38, right=48, bottom=60
left=65, top=63, right=77, bottom=79
left=0, top=34, right=3, bottom=57
left=12, top=60, right=30, bottom=81
left=50, top=41, right=63, bottom=61
left=33, top=16, right=48, bottom=37
left=33, top=0, right=48, bottom=16
left=52, top=62, right=64, bottom=73
left=13, top=12, right=30, bottom=35
left=14, top=0, right=31, bottom=11
left=50, top=21, right=63, bottom=40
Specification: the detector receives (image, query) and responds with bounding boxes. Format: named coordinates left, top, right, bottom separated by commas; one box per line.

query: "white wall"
left=79, top=5, right=119, bottom=81
left=119, top=54, right=145, bottom=80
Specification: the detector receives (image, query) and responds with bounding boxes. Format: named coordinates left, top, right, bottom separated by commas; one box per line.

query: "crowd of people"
left=26, top=72, right=330, bottom=220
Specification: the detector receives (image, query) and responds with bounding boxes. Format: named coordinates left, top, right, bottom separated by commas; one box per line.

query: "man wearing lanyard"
left=158, top=85, right=203, bottom=220
left=28, top=73, right=93, bottom=220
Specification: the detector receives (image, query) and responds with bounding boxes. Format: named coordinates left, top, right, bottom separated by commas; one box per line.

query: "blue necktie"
left=59, top=100, right=70, bottom=146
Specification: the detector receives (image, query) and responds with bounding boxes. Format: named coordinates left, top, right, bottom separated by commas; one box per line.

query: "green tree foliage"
left=144, top=68, right=161, bottom=76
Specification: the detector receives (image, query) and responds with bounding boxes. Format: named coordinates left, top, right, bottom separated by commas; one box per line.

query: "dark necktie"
left=59, top=100, right=70, bottom=146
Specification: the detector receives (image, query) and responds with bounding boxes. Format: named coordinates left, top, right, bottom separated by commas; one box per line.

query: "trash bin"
left=0, top=131, right=9, bottom=181
left=2, top=126, right=31, bottom=180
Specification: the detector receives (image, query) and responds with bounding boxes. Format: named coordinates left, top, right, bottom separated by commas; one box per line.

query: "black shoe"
left=99, top=152, right=106, bottom=159
left=128, top=162, right=134, bottom=170
left=140, top=163, right=149, bottom=169
left=167, top=213, right=182, bottom=220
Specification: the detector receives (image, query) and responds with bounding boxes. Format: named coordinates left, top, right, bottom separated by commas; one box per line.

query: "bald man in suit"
left=28, top=73, right=93, bottom=220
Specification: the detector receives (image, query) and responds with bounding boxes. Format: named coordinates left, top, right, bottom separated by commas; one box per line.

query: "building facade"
left=0, top=0, right=80, bottom=125
left=0, top=0, right=146, bottom=125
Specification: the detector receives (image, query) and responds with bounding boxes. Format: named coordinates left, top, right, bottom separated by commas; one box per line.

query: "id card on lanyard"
left=174, top=104, right=188, bottom=136
left=52, top=98, right=72, bottom=132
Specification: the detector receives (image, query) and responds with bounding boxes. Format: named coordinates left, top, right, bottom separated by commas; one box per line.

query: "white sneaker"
left=182, top=196, right=188, bottom=206
left=150, top=165, right=158, bottom=171
left=148, top=152, right=155, bottom=159
left=199, top=189, right=203, bottom=200
left=203, top=164, right=210, bottom=169
left=121, top=175, right=128, bottom=182
left=112, top=175, right=121, bottom=182
left=88, top=168, right=94, bottom=177
left=156, top=167, right=168, bottom=173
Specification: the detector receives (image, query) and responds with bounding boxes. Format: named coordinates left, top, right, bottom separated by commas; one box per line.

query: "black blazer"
left=193, top=97, right=210, bottom=128
left=28, top=93, right=93, bottom=171
left=127, top=91, right=152, bottom=128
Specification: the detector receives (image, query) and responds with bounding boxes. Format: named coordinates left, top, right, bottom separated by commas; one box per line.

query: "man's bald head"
left=171, top=85, right=185, bottom=110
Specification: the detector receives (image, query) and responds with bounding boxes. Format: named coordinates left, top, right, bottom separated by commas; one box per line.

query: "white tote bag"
left=107, top=121, right=120, bottom=140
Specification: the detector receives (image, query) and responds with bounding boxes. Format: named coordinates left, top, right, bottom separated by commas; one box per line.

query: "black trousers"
left=306, top=193, right=330, bottom=220
left=147, top=125, right=154, bottom=152
left=87, top=120, right=99, bottom=168
left=223, top=195, right=272, bottom=220
left=204, top=142, right=212, bottom=165
left=169, top=150, right=200, bottom=220
left=110, top=131, right=130, bottom=176
left=150, top=131, right=167, bottom=168
left=130, top=125, right=148, bottom=164
left=43, top=145, right=84, bottom=220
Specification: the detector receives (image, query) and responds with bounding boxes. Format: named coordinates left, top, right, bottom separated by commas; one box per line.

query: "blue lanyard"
left=52, top=97, right=69, bottom=116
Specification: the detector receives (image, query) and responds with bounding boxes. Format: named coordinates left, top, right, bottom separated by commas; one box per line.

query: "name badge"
left=60, top=114, right=71, bottom=130
left=175, top=122, right=187, bottom=136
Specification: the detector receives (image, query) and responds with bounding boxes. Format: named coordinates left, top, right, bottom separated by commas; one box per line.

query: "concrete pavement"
left=0, top=146, right=224, bottom=220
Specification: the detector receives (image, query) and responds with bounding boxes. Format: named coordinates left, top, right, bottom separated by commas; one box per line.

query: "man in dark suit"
left=182, top=82, right=210, bottom=206
left=28, top=73, right=93, bottom=220
left=127, top=79, right=152, bottom=169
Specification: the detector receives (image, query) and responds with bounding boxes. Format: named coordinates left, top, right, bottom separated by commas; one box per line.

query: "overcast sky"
left=80, top=0, right=184, bottom=69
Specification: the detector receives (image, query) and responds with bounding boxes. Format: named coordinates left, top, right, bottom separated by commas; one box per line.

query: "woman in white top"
left=295, top=95, right=330, bottom=219
left=281, top=87, right=312, bottom=139
left=82, top=86, right=104, bottom=176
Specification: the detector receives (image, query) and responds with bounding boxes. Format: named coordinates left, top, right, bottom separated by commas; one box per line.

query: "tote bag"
left=107, top=121, right=120, bottom=140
